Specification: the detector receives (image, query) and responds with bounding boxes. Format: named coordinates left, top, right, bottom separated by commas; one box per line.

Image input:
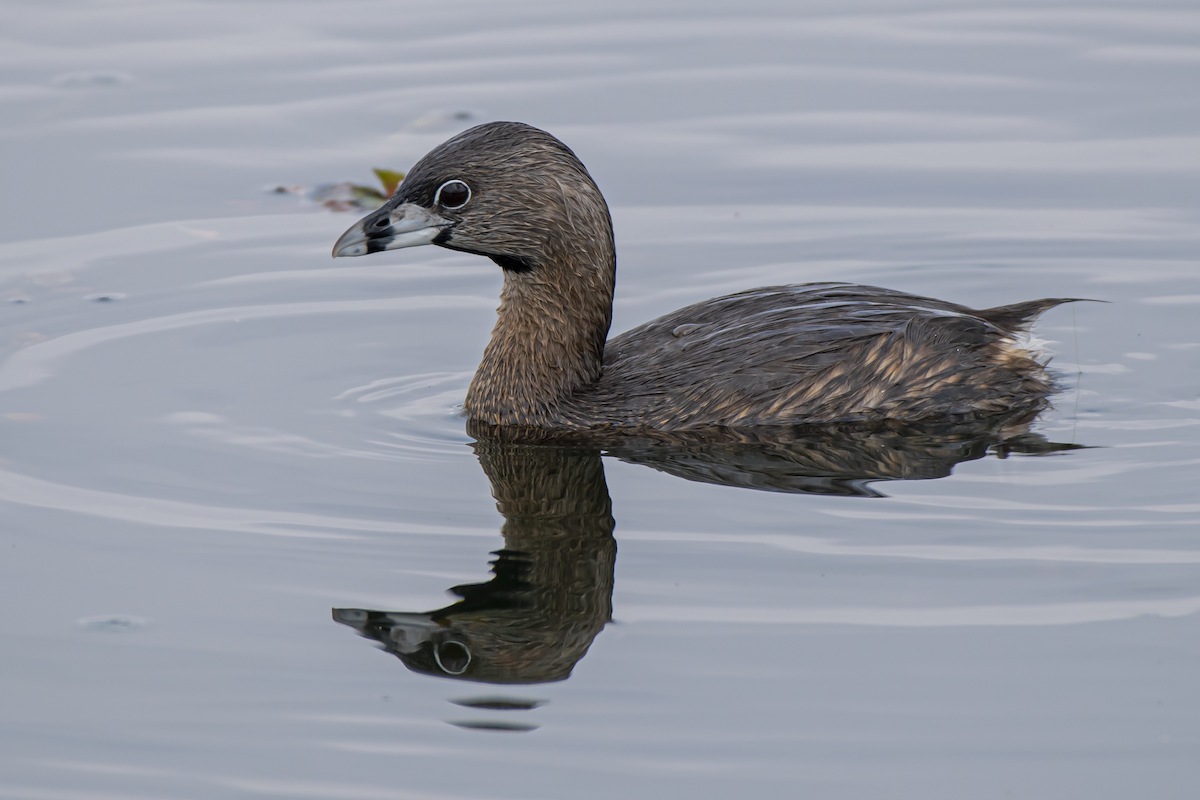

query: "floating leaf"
left=310, top=182, right=387, bottom=211
left=351, top=185, right=386, bottom=202
left=267, top=173, right=405, bottom=212
left=372, top=168, right=405, bottom=197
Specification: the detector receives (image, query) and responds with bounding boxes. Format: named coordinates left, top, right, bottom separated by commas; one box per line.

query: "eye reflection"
left=435, top=640, right=472, bottom=675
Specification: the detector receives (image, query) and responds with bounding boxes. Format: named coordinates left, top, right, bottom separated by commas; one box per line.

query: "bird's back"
left=556, top=283, right=1076, bottom=430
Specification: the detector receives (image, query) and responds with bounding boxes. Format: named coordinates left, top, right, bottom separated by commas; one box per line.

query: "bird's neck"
left=465, top=242, right=615, bottom=427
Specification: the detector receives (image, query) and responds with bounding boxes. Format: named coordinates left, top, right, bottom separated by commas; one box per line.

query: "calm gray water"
left=2, top=1, right=1198, bottom=798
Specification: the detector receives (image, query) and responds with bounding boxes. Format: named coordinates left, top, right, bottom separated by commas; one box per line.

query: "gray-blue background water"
left=2, top=1, right=1198, bottom=797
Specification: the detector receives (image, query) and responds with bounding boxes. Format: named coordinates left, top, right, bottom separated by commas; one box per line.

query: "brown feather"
left=379, top=122, right=1086, bottom=437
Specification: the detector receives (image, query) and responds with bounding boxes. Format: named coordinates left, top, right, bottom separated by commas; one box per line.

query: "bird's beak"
left=331, top=202, right=451, bottom=258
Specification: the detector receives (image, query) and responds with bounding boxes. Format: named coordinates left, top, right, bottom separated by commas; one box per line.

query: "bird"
left=333, top=121, right=1080, bottom=437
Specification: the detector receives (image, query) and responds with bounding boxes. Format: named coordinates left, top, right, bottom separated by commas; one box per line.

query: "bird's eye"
left=434, top=179, right=471, bottom=209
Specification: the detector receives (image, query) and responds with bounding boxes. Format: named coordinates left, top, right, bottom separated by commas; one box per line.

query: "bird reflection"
left=334, top=442, right=616, bottom=685
left=334, top=416, right=1083, bottom=686
left=607, top=414, right=1080, bottom=497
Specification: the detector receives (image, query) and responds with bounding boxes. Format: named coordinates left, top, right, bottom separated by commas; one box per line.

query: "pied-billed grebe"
left=333, top=122, right=1079, bottom=432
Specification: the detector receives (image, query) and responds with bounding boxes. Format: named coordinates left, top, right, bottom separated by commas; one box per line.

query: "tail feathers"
left=979, top=297, right=1096, bottom=333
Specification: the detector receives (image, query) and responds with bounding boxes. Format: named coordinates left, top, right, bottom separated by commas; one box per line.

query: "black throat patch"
left=489, top=254, right=535, bottom=273
left=431, top=229, right=535, bottom=274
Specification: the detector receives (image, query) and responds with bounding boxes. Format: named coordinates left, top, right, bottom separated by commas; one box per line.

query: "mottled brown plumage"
left=334, top=122, right=1081, bottom=438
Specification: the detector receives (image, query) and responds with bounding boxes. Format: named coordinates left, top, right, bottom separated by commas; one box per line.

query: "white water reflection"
left=0, top=468, right=488, bottom=540
left=620, top=595, right=1200, bottom=627
left=3, top=464, right=1196, bottom=568
left=0, top=296, right=492, bottom=394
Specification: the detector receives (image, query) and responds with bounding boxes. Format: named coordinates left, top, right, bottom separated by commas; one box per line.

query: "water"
left=2, top=1, right=1198, bottom=797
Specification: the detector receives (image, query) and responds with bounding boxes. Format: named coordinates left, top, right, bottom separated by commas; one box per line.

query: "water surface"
left=1, top=2, right=1198, bottom=798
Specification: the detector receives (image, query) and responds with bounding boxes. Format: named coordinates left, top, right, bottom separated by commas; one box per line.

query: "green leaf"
left=372, top=168, right=405, bottom=197
left=350, top=185, right=386, bottom=202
